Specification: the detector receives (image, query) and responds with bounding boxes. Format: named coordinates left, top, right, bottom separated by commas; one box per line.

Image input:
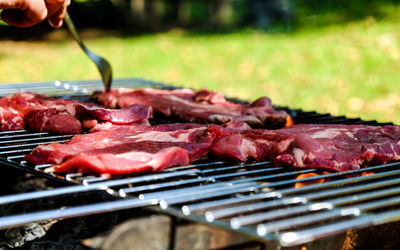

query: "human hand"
left=0, top=0, right=71, bottom=28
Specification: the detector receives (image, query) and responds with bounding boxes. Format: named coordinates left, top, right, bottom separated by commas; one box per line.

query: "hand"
left=0, top=0, right=71, bottom=28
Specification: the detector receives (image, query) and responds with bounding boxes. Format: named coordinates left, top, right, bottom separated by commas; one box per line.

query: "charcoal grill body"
left=0, top=78, right=399, bottom=249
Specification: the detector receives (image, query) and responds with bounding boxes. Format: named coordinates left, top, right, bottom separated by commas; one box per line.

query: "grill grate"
left=0, top=79, right=399, bottom=247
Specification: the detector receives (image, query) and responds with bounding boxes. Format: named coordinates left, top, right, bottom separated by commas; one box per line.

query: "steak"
left=24, top=123, right=216, bottom=176
left=92, top=88, right=289, bottom=127
left=0, top=92, right=152, bottom=134
left=210, top=123, right=400, bottom=172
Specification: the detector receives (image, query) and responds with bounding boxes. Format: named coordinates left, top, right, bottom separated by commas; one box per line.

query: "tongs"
left=64, top=11, right=112, bottom=92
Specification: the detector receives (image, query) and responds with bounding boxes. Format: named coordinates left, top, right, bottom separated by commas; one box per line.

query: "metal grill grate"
left=0, top=79, right=399, bottom=247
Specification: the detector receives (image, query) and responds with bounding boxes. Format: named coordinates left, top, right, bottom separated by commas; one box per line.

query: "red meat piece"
left=210, top=124, right=400, bottom=172
left=25, top=123, right=216, bottom=176
left=92, top=88, right=289, bottom=127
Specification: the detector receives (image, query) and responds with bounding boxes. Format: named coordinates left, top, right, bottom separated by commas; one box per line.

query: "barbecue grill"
left=1, top=78, right=400, bottom=249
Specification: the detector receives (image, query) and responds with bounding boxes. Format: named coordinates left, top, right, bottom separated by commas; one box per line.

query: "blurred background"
left=1, top=0, right=400, bottom=123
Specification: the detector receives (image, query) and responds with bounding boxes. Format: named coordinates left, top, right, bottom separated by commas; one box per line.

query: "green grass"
left=1, top=15, right=400, bottom=124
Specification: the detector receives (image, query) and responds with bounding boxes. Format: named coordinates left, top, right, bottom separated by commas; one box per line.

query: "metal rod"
left=0, top=135, right=72, bottom=145
left=143, top=181, right=256, bottom=201
left=0, top=198, right=157, bottom=230
left=182, top=164, right=400, bottom=218
left=159, top=182, right=259, bottom=209
left=122, top=167, right=283, bottom=195
left=0, top=140, right=68, bottom=150
left=121, top=175, right=215, bottom=195
left=229, top=168, right=316, bottom=185
left=0, top=130, right=27, bottom=135
left=229, top=204, right=323, bottom=229
left=166, top=161, right=226, bottom=171
left=182, top=192, right=281, bottom=216
left=277, top=209, right=400, bottom=247
left=6, top=155, right=25, bottom=161
left=226, top=178, right=400, bottom=228
left=0, top=132, right=49, bottom=138
left=0, top=185, right=109, bottom=205
left=324, top=180, right=400, bottom=206
left=257, top=189, right=400, bottom=235
left=266, top=164, right=400, bottom=195
left=300, top=177, right=400, bottom=201
left=0, top=169, right=201, bottom=205
left=206, top=197, right=306, bottom=222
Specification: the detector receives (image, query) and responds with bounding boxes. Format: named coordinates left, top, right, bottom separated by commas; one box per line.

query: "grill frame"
left=0, top=78, right=399, bottom=247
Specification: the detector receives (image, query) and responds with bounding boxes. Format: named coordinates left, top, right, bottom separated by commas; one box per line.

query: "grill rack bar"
left=1, top=155, right=400, bottom=246
left=0, top=162, right=399, bottom=237
left=257, top=190, right=400, bottom=234
left=228, top=177, right=400, bottom=228
left=277, top=209, right=400, bottom=247
left=0, top=79, right=399, bottom=247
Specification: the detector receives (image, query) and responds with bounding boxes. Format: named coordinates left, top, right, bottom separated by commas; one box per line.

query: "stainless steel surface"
left=0, top=198, right=158, bottom=230
left=0, top=79, right=399, bottom=247
left=64, top=12, right=113, bottom=92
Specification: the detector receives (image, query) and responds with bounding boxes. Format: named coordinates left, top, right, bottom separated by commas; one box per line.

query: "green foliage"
left=1, top=2, right=400, bottom=125
left=0, top=10, right=5, bottom=26
left=292, top=0, right=400, bottom=28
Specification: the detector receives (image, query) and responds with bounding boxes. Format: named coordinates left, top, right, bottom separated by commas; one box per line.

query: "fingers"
left=47, top=6, right=65, bottom=28
left=0, top=0, right=71, bottom=28
left=46, top=0, right=71, bottom=28
left=0, top=0, right=47, bottom=28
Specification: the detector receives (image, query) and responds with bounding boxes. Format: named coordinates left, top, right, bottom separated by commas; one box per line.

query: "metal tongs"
left=64, top=11, right=112, bottom=92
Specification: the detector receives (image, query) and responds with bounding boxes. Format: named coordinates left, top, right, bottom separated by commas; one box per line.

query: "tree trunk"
left=209, top=0, right=233, bottom=27
left=130, top=0, right=146, bottom=26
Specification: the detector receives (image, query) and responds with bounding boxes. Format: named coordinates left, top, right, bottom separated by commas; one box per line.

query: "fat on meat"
left=210, top=123, right=400, bottom=172
left=92, top=88, right=289, bottom=127
left=24, top=123, right=216, bottom=176
left=0, top=91, right=152, bottom=134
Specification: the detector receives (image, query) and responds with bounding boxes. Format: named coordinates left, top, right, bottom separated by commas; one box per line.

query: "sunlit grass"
left=1, top=15, right=400, bottom=124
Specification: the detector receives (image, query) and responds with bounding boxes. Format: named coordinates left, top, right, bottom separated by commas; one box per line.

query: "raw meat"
left=0, top=106, right=25, bottom=131
left=0, top=92, right=152, bottom=134
left=92, top=88, right=289, bottom=127
left=210, top=123, right=400, bottom=172
left=24, top=123, right=216, bottom=176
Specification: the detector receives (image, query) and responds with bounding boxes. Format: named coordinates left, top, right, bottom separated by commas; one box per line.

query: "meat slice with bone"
left=25, top=123, right=216, bottom=176
left=210, top=123, right=400, bottom=172
left=92, top=88, right=289, bottom=127
left=0, top=92, right=152, bottom=134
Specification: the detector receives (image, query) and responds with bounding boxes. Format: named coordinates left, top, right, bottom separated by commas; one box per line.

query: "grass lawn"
left=1, top=15, right=400, bottom=124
